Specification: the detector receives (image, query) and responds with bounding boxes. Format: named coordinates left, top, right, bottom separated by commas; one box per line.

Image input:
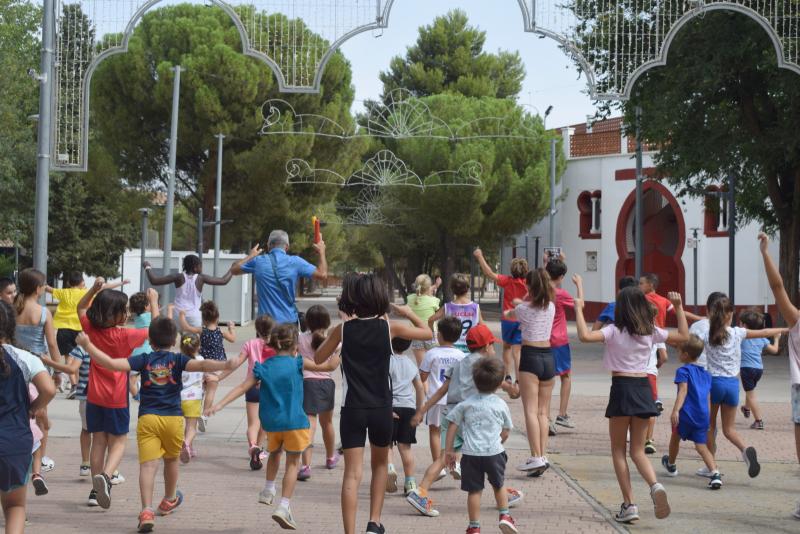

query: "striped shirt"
left=68, top=346, right=91, bottom=401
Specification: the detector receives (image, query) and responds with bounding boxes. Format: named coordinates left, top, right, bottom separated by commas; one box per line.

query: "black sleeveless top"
left=340, top=318, right=393, bottom=409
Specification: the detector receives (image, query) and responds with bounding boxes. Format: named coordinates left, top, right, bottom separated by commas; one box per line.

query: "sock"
left=404, top=476, right=415, bottom=484
left=469, top=520, right=480, bottom=528
left=327, top=455, right=336, bottom=461
left=263, top=480, right=276, bottom=493
left=279, top=497, right=290, bottom=509
left=498, top=508, right=509, bottom=516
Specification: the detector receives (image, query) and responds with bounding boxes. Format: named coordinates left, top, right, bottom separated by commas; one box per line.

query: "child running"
left=738, top=310, right=781, bottom=430
left=77, top=280, right=159, bottom=508
left=210, top=323, right=335, bottom=530
left=299, top=305, right=340, bottom=480
left=0, top=300, right=56, bottom=534
left=545, top=255, right=576, bottom=431
left=405, top=275, right=440, bottom=366
left=217, top=314, right=275, bottom=469
left=386, top=337, right=424, bottom=496
left=661, top=334, right=722, bottom=489
left=429, top=274, right=482, bottom=354
left=407, top=324, right=522, bottom=517
left=78, top=317, right=234, bottom=532
left=315, top=273, right=432, bottom=534
left=420, top=317, right=466, bottom=468
left=701, top=294, right=784, bottom=477
left=178, top=333, right=203, bottom=463
left=445, top=356, right=518, bottom=534
left=574, top=274, right=687, bottom=523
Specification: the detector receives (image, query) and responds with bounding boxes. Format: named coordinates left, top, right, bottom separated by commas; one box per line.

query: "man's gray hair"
left=267, top=230, right=290, bottom=249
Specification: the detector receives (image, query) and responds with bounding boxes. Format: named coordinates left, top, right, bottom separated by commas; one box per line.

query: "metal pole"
left=161, top=65, right=184, bottom=277
left=470, top=248, right=476, bottom=303
left=634, top=106, right=644, bottom=279
left=534, top=236, right=540, bottom=268
left=692, top=228, right=699, bottom=314
left=197, top=207, right=204, bottom=262
left=213, top=133, right=225, bottom=303
left=33, top=0, right=55, bottom=278
left=728, top=173, right=736, bottom=307
left=549, top=138, right=557, bottom=247
left=139, top=208, right=149, bottom=291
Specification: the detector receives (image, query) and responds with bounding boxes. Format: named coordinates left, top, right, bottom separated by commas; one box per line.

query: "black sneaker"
left=92, top=473, right=112, bottom=509
left=743, top=446, right=760, bottom=478
left=660, top=455, right=678, bottom=477
left=708, top=472, right=723, bottom=490
left=88, top=489, right=99, bottom=507
left=366, top=521, right=385, bottom=534
left=32, top=474, right=48, bottom=496
left=249, top=446, right=264, bottom=471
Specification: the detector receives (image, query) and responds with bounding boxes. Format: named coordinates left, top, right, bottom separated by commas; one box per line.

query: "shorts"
left=425, top=404, right=447, bottom=427
left=519, top=346, right=556, bottom=381
left=136, top=414, right=183, bottom=463
left=0, top=454, right=32, bottom=493
left=605, top=376, right=658, bottom=419
left=303, top=378, right=335, bottom=415
left=675, top=421, right=708, bottom=445
left=740, top=367, right=763, bottom=392
left=710, top=376, right=739, bottom=407
left=78, top=400, right=88, bottom=431
left=792, top=384, right=800, bottom=424
left=267, top=428, right=311, bottom=454
left=552, top=344, right=572, bottom=375
left=411, top=339, right=436, bottom=351
left=181, top=400, right=202, bottom=418
left=647, top=374, right=658, bottom=401
left=392, top=407, right=417, bottom=445
left=500, top=320, right=522, bottom=346
left=56, top=328, right=80, bottom=355
left=340, top=406, right=393, bottom=449
left=460, top=452, right=507, bottom=492
left=85, top=402, right=130, bottom=435
left=440, top=414, right=463, bottom=452
left=245, top=385, right=260, bottom=403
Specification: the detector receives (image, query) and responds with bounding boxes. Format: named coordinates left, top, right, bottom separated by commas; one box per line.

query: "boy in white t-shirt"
left=419, top=317, right=466, bottom=465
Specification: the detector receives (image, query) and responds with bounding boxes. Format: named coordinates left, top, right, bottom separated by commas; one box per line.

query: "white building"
left=502, top=117, right=778, bottom=319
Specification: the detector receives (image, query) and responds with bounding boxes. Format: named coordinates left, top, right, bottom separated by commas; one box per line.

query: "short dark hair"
left=391, top=337, right=412, bottom=354
left=66, top=270, right=84, bottom=288
left=128, top=292, right=149, bottom=316
left=739, top=309, right=764, bottom=330
left=450, top=274, right=470, bottom=297
left=438, top=316, right=463, bottom=343
left=305, top=304, right=331, bottom=332
left=618, top=276, right=637, bottom=291
left=472, top=356, right=505, bottom=393
left=0, top=277, right=14, bottom=292
left=680, top=334, right=705, bottom=360
left=338, top=273, right=390, bottom=318
left=149, top=317, right=177, bottom=349
left=182, top=254, right=201, bottom=274
left=86, top=289, right=129, bottom=329
left=545, top=259, right=567, bottom=280
left=255, top=314, right=275, bottom=339
left=642, top=272, right=660, bottom=288
left=614, top=286, right=655, bottom=336
left=200, top=301, right=219, bottom=323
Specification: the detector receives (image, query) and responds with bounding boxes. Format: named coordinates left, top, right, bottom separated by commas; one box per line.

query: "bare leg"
left=467, top=491, right=481, bottom=523
left=319, top=410, right=336, bottom=459
left=707, top=404, right=720, bottom=455
left=281, top=453, right=301, bottom=498
left=302, top=415, right=318, bottom=467
left=90, top=432, right=108, bottom=477
left=646, top=417, right=656, bottom=441
left=720, top=404, right=746, bottom=452
left=695, top=443, right=718, bottom=472
left=266, top=449, right=282, bottom=482
left=795, top=424, right=800, bottom=464
left=419, top=454, right=447, bottom=492
left=139, top=460, right=158, bottom=509
left=492, top=484, right=509, bottom=510
left=629, top=416, right=658, bottom=486
left=104, top=433, right=128, bottom=476
left=512, top=345, right=522, bottom=380
left=558, top=373, right=571, bottom=417
left=80, top=430, right=92, bottom=464
left=245, top=402, right=260, bottom=447
left=609, top=416, right=633, bottom=504
left=428, top=425, right=441, bottom=462
left=667, top=431, right=680, bottom=464
left=502, top=343, right=513, bottom=378
left=36, top=410, right=49, bottom=459
left=518, top=372, right=542, bottom=457
left=369, top=445, right=389, bottom=524
left=745, top=390, right=762, bottom=422
left=538, top=378, right=555, bottom=456
left=342, top=448, right=364, bottom=534
left=1, top=486, right=27, bottom=534
left=163, top=457, right=179, bottom=500
left=202, top=376, right=219, bottom=413
left=184, top=418, right=198, bottom=448
left=398, top=443, right=415, bottom=478
left=32, top=445, right=42, bottom=478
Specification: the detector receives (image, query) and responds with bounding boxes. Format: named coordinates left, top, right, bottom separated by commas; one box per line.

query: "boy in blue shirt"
left=444, top=356, right=517, bottom=534
left=661, top=334, right=721, bottom=489
left=738, top=310, right=781, bottom=430
left=79, top=317, right=234, bottom=532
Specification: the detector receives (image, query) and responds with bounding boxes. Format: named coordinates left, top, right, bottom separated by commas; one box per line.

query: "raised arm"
left=311, top=240, right=328, bottom=281
left=178, top=311, right=202, bottom=335
left=222, top=321, right=236, bottom=343
left=206, top=374, right=258, bottom=416
left=573, top=275, right=604, bottom=343
left=666, top=292, right=689, bottom=345
left=77, top=277, right=105, bottom=317
left=76, top=334, right=132, bottom=373
left=315, top=323, right=342, bottom=364
left=143, top=261, right=181, bottom=286
left=102, top=279, right=130, bottom=291
left=759, top=232, right=799, bottom=327
left=390, top=304, right=433, bottom=341
left=765, top=333, right=782, bottom=355
left=473, top=248, right=499, bottom=282
left=147, top=287, right=161, bottom=319
left=231, top=244, right=262, bottom=276
left=200, top=270, right=233, bottom=287
left=746, top=327, right=789, bottom=340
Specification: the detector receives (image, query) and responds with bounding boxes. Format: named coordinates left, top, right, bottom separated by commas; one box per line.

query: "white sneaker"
left=79, top=464, right=90, bottom=477
left=517, top=456, right=546, bottom=472
left=451, top=462, right=462, bottom=480
left=41, top=456, right=55, bottom=472
left=258, top=487, right=276, bottom=506
left=434, top=468, right=447, bottom=482
left=386, top=464, right=398, bottom=493
left=695, top=465, right=714, bottom=478
left=271, top=505, right=298, bottom=530
left=110, top=471, right=125, bottom=485
left=650, top=482, right=671, bottom=519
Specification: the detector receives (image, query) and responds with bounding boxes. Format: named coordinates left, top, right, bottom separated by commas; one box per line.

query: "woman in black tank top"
left=316, top=274, right=431, bottom=534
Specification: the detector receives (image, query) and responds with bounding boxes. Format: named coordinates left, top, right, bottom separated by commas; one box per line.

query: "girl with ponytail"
left=405, top=274, right=440, bottom=366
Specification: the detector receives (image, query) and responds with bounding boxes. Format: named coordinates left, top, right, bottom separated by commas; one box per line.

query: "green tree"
left=570, top=6, right=800, bottom=306
left=90, top=4, right=366, bottom=257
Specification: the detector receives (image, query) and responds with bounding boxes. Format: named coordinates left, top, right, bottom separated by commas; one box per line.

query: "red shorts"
left=647, top=374, right=658, bottom=401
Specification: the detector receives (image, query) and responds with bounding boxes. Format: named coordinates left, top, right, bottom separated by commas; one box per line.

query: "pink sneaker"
left=326, top=454, right=340, bottom=469
left=499, top=513, right=518, bottom=534
left=297, top=465, right=311, bottom=481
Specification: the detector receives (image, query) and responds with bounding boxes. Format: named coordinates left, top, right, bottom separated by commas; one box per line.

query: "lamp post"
left=139, top=208, right=150, bottom=291
left=161, top=65, right=185, bottom=277
left=727, top=173, right=736, bottom=307
left=545, top=106, right=556, bottom=248
left=213, top=133, right=225, bottom=302
left=634, top=106, right=644, bottom=280
left=690, top=227, right=700, bottom=314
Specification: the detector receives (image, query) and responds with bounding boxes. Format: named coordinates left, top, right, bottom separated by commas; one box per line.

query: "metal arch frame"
left=621, top=2, right=800, bottom=100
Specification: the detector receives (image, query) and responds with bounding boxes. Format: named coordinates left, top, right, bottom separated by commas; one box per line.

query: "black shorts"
left=56, top=328, right=80, bottom=356
left=605, top=376, right=658, bottom=419
left=245, top=385, right=260, bottom=403
left=303, top=379, right=335, bottom=415
left=740, top=367, right=763, bottom=392
left=391, top=407, right=417, bottom=445
left=519, top=346, right=556, bottom=381
left=460, top=452, right=507, bottom=492
left=340, top=406, right=393, bottom=449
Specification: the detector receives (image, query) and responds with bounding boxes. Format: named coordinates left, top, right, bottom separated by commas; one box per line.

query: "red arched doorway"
left=615, top=182, right=686, bottom=297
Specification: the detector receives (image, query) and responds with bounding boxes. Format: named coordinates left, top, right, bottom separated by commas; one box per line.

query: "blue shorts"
left=552, top=344, right=572, bottom=375
left=740, top=367, right=763, bottom=392
left=710, top=376, right=739, bottom=407
left=500, top=320, right=522, bottom=345
left=676, top=421, right=708, bottom=444
left=0, top=454, right=32, bottom=493
left=85, top=402, right=130, bottom=435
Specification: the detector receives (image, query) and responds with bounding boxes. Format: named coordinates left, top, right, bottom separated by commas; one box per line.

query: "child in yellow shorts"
left=209, top=323, right=337, bottom=530
left=79, top=317, right=234, bottom=533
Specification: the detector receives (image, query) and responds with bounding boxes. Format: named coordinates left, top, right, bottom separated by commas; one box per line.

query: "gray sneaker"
left=614, top=503, right=639, bottom=523
left=258, top=488, right=276, bottom=506
left=272, top=505, right=298, bottom=530
left=555, top=415, right=575, bottom=428
left=650, top=482, right=671, bottom=519
left=548, top=421, right=557, bottom=436
left=743, top=446, right=760, bottom=478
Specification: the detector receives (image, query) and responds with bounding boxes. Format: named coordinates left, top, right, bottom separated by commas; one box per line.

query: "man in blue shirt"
left=231, top=230, right=328, bottom=323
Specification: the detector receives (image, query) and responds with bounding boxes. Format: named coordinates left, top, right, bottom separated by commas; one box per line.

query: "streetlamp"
left=138, top=208, right=150, bottom=291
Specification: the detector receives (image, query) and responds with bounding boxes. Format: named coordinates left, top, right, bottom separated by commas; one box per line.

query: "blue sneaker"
left=506, top=488, right=524, bottom=508
left=406, top=489, right=439, bottom=517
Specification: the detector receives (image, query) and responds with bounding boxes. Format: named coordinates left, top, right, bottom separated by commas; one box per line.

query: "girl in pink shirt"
left=574, top=274, right=688, bottom=525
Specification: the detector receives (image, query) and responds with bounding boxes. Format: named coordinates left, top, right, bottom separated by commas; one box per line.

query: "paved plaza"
left=11, top=299, right=800, bottom=533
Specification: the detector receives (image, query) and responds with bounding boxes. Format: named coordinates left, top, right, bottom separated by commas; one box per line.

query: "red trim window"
left=578, top=190, right=602, bottom=239
left=704, top=185, right=729, bottom=237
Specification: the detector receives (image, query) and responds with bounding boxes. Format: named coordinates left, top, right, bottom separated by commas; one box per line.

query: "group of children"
left=2, top=231, right=800, bottom=533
